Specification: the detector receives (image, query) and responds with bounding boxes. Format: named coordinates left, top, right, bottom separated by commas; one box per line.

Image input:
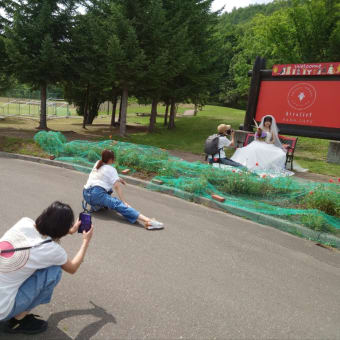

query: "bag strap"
left=82, top=200, right=91, bottom=213
left=0, top=239, right=52, bottom=255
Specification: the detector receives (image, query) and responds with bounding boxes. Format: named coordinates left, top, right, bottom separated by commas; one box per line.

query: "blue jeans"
left=4, top=266, right=62, bottom=321
left=83, top=186, right=140, bottom=224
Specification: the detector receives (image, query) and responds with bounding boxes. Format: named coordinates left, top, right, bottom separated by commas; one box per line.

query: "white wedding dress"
left=231, top=132, right=292, bottom=175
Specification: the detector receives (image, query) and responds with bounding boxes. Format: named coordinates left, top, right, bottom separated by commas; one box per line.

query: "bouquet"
left=256, top=128, right=267, bottom=141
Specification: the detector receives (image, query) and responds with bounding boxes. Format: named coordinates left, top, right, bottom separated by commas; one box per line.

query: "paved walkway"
left=182, top=109, right=195, bottom=116
left=0, top=159, right=340, bottom=339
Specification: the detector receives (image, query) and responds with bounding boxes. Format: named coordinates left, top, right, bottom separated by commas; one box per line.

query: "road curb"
left=1, top=151, right=339, bottom=248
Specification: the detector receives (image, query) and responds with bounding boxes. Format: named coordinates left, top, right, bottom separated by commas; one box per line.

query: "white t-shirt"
left=84, top=161, right=120, bottom=192
left=0, top=218, right=67, bottom=320
left=208, top=135, right=231, bottom=159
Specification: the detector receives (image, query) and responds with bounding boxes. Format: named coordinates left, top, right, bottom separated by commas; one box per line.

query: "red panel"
left=272, top=63, right=340, bottom=77
left=255, top=81, right=340, bottom=129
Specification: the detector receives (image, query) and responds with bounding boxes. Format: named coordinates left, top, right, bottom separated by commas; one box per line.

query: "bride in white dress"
left=231, top=115, right=290, bottom=173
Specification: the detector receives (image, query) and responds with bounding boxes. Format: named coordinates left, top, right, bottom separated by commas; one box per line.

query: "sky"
left=0, top=1, right=273, bottom=19
left=212, top=0, right=273, bottom=13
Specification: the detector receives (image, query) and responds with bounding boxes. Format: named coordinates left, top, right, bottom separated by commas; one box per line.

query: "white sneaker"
left=146, top=220, right=164, bottom=230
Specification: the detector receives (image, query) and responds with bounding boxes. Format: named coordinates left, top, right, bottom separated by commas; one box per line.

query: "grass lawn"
left=0, top=136, right=48, bottom=158
left=0, top=103, right=339, bottom=177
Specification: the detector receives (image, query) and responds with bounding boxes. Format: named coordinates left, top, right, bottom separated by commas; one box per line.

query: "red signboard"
left=272, top=62, right=340, bottom=77
left=255, top=81, right=340, bottom=129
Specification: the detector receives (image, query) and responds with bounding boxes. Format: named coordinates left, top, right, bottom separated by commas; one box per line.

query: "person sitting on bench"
left=231, top=115, right=289, bottom=172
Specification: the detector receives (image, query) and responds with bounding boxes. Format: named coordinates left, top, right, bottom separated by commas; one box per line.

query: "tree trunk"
left=82, top=85, right=89, bottom=129
left=164, top=102, right=169, bottom=126
left=148, top=99, right=158, bottom=133
left=110, top=94, right=118, bottom=127
left=168, top=99, right=176, bottom=129
left=119, top=87, right=128, bottom=137
left=118, top=92, right=123, bottom=124
left=86, top=98, right=100, bottom=124
left=38, top=83, right=47, bottom=130
left=194, top=104, right=198, bottom=116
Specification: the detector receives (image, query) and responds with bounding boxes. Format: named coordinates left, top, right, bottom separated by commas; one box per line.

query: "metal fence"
left=0, top=97, right=76, bottom=117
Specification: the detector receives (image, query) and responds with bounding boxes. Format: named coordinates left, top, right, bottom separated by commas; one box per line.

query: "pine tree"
left=4, top=0, right=76, bottom=129
left=128, top=0, right=169, bottom=132
left=162, top=0, right=218, bottom=129
left=0, top=35, right=12, bottom=93
left=63, top=9, right=110, bottom=128
left=106, top=1, right=146, bottom=137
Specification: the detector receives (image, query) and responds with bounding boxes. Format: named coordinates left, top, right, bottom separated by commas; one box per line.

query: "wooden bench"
left=243, top=133, right=298, bottom=170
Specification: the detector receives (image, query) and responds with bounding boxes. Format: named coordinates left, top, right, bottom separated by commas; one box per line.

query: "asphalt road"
left=0, top=158, right=339, bottom=340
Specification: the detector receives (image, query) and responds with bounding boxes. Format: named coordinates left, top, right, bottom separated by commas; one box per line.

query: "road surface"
left=0, top=158, right=339, bottom=339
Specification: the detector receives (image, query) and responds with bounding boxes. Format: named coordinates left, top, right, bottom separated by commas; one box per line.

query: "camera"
left=78, top=212, right=92, bottom=233
left=226, top=129, right=234, bottom=135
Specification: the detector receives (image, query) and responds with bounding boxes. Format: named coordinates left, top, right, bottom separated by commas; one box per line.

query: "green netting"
left=34, top=131, right=340, bottom=239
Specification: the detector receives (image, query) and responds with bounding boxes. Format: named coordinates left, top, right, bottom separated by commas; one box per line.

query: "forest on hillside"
left=213, top=0, right=340, bottom=107
left=0, top=0, right=339, bottom=132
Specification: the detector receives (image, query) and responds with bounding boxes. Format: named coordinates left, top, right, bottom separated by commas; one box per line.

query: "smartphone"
left=78, top=212, right=92, bottom=233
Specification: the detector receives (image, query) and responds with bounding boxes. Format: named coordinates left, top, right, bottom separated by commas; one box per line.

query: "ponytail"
left=96, top=150, right=115, bottom=169
left=96, top=160, right=104, bottom=170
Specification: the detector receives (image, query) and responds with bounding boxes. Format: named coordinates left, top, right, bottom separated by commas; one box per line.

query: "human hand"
left=123, top=201, right=130, bottom=207
left=69, top=219, right=81, bottom=235
left=83, top=225, right=94, bottom=243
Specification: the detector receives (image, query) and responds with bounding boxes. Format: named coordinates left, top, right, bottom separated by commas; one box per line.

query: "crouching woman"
left=0, top=201, right=93, bottom=335
left=83, top=149, right=164, bottom=230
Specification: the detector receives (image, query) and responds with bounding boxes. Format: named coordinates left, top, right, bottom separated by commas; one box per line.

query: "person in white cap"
left=207, top=124, right=243, bottom=167
left=0, top=201, right=94, bottom=335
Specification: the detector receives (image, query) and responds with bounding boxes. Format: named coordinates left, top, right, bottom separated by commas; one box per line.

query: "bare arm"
left=229, top=131, right=235, bottom=147
left=114, top=181, right=128, bottom=205
left=68, top=219, right=81, bottom=235
left=62, top=226, right=94, bottom=274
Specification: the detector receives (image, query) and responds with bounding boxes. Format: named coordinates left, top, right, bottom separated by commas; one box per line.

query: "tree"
left=127, top=0, right=169, bottom=132
left=106, top=1, right=146, bottom=137
left=0, top=35, right=12, bottom=93
left=216, top=0, right=340, bottom=108
left=161, top=0, right=219, bottom=128
left=63, top=8, right=110, bottom=128
left=4, top=0, right=77, bottom=129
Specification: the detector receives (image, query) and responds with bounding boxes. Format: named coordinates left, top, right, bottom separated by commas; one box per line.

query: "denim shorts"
left=83, top=186, right=140, bottom=224
left=3, top=266, right=62, bottom=321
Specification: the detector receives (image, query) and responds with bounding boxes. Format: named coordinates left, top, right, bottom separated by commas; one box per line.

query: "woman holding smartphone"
left=83, top=149, right=164, bottom=230
left=0, top=201, right=94, bottom=335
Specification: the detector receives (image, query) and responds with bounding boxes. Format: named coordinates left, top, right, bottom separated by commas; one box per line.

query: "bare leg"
left=137, top=214, right=164, bottom=230
left=14, top=311, right=29, bottom=320
left=137, top=214, right=151, bottom=228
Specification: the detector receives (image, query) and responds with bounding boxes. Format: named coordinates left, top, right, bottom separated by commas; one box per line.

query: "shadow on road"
left=92, top=209, right=145, bottom=230
left=0, top=301, right=116, bottom=339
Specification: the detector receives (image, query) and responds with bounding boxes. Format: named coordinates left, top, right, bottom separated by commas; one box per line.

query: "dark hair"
left=264, top=116, right=272, bottom=123
left=96, top=149, right=115, bottom=169
left=35, top=201, right=74, bottom=239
